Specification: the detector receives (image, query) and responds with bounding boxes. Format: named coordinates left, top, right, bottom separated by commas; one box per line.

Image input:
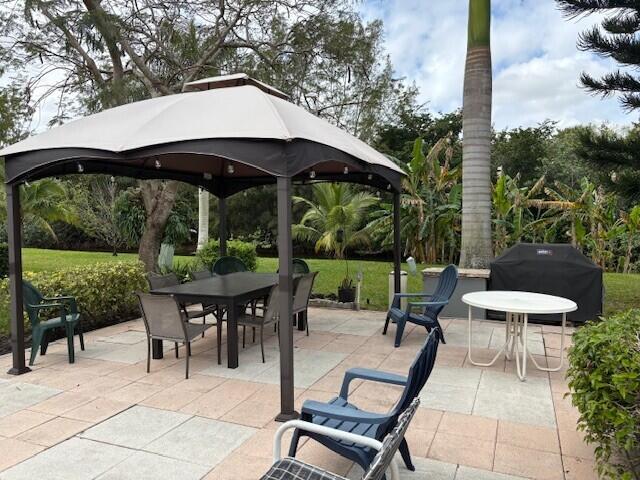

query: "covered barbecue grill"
left=489, top=243, right=603, bottom=324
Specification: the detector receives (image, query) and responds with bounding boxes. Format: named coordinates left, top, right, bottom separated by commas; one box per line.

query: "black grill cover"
left=489, top=243, right=603, bottom=324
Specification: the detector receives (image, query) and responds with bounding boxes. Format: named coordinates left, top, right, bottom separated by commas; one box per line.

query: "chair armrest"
left=29, top=303, right=66, bottom=319
left=340, top=367, right=407, bottom=398
left=301, top=400, right=389, bottom=424
left=392, top=292, right=432, bottom=308
left=407, top=300, right=448, bottom=310
left=44, top=296, right=78, bottom=314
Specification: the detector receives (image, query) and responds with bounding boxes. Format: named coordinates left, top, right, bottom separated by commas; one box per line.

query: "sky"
left=359, top=0, right=636, bottom=130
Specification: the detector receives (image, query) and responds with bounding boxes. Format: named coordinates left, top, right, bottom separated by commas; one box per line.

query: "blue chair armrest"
left=301, top=400, right=390, bottom=424
left=407, top=300, right=448, bottom=311
left=392, top=292, right=433, bottom=308
left=340, top=368, right=407, bottom=398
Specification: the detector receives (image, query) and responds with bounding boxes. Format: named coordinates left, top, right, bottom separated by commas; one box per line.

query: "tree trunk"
left=625, top=237, right=632, bottom=274
left=197, top=188, right=210, bottom=251
left=460, top=0, right=493, bottom=269
left=138, top=180, right=180, bottom=272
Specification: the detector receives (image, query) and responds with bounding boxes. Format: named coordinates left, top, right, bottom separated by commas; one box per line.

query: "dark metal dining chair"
left=212, top=256, right=247, bottom=275
left=137, top=293, right=213, bottom=379
left=237, top=285, right=280, bottom=363
left=191, top=269, right=212, bottom=280
left=292, top=272, right=317, bottom=336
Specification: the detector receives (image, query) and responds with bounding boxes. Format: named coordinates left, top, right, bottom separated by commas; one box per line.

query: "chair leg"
left=260, top=326, right=265, bottom=363
left=202, top=315, right=206, bottom=338
left=288, top=429, right=302, bottom=458
left=217, top=322, right=222, bottom=365
left=66, top=324, right=75, bottom=364
left=146, top=337, right=151, bottom=373
left=305, top=311, right=309, bottom=336
left=242, top=326, right=246, bottom=348
left=40, top=330, right=49, bottom=355
left=78, top=319, right=85, bottom=351
left=398, top=438, right=415, bottom=471
left=29, top=328, right=43, bottom=366
left=394, top=316, right=407, bottom=348
left=383, top=314, right=391, bottom=335
left=175, top=342, right=179, bottom=358
left=185, top=343, right=190, bottom=379
left=252, top=327, right=256, bottom=343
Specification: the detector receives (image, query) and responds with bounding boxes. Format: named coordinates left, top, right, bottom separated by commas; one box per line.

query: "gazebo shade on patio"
left=1, top=79, right=403, bottom=196
left=0, top=74, right=405, bottom=422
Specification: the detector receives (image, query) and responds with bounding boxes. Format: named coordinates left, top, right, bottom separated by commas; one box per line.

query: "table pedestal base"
left=467, top=307, right=566, bottom=381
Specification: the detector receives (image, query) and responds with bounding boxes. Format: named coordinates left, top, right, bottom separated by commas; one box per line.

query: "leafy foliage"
left=195, top=239, right=257, bottom=272
left=567, top=310, right=640, bottom=479
left=0, top=243, right=8, bottom=278
left=0, top=261, right=148, bottom=332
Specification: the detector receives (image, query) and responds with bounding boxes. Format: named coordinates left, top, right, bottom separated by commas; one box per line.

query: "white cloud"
left=360, top=0, right=634, bottom=129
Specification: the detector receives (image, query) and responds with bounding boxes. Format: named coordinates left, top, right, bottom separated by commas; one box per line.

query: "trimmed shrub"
left=0, top=261, right=148, bottom=336
left=567, top=310, right=640, bottom=480
left=195, top=239, right=257, bottom=272
left=0, top=243, right=8, bottom=278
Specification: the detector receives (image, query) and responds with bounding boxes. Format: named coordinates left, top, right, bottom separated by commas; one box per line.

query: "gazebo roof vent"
left=184, top=73, right=290, bottom=100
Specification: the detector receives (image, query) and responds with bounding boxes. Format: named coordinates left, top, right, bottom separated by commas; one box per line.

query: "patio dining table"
left=462, top=290, right=577, bottom=381
left=150, top=271, right=296, bottom=369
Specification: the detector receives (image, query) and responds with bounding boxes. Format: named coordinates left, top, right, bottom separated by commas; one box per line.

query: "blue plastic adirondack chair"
left=288, top=328, right=440, bottom=476
left=384, top=264, right=458, bottom=347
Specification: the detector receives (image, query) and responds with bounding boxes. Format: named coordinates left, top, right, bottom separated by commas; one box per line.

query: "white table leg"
left=529, top=312, right=566, bottom=372
left=513, top=313, right=528, bottom=381
left=468, top=305, right=507, bottom=367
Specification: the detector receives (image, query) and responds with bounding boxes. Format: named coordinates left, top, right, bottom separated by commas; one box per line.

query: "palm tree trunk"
left=461, top=0, right=493, bottom=269
left=196, top=188, right=210, bottom=251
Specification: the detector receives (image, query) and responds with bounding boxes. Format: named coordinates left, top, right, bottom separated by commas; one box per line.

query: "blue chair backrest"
left=213, top=256, right=247, bottom=275
left=292, top=258, right=311, bottom=274
left=428, top=264, right=458, bottom=307
left=382, top=328, right=439, bottom=436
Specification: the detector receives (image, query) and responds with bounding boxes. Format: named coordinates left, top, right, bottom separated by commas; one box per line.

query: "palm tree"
left=292, top=183, right=377, bottom=259
left=460, top=0, right=493, bottom=268
left=196, top=188, right=209, bottom=251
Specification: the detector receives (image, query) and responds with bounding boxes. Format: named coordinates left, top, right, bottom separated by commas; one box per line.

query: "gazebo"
left=0, top=73, right=405, bottom=420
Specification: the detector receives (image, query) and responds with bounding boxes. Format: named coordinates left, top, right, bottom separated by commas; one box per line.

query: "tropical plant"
left=461, top=0, right=493, bottom=268
left=621, top=205, right=640, bottom=273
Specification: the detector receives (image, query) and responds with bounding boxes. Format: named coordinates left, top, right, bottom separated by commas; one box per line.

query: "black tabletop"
left=150, top=271, right=278, bottom=304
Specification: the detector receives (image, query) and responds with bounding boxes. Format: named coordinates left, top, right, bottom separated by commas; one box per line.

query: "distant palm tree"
left=292, top=183, right=377, bottom=259
left=461, top=0, right=493, bottom=268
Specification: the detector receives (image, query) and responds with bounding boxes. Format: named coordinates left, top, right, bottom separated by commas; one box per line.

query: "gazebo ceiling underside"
left=3, top=138, right=402, bottom=197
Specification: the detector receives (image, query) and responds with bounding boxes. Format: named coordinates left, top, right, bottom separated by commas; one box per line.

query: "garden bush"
left=567, top=310, right=640, bottom=479
left=0, top=261, right=148, bottom=336
left=0, top=243, right=8, bottom=278
left=195, top=239, right=257, bottom=272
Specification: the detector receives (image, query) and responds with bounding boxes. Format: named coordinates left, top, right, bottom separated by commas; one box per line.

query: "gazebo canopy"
left=1, top=73, right=403, bottom=196
left=0, top=74, right=405, bottom=421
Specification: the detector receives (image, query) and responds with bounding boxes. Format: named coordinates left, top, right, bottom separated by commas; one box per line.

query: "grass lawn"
left=19, top=248, right=640, bottom=315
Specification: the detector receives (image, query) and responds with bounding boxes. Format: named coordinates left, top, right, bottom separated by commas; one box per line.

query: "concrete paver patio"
left=0, top=308, right=596, bottom=479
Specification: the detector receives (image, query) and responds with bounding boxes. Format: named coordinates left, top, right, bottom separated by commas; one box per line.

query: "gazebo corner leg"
left=275, top=176, right=299, bottom=422
left=6, top=183, right=30, bottom=376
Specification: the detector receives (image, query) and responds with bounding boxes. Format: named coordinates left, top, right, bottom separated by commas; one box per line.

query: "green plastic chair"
left=292, top=258, right=311, bottom=274
left=22, top=281, right=84, bottom=366
left=212, top=256, right=247, bottom=275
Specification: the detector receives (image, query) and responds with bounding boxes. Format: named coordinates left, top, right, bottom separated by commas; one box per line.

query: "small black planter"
left=337, top=286, right=356, bottom=303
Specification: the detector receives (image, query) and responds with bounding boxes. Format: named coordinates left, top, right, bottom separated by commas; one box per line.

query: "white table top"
left=462, top=290, right=577, bottom=314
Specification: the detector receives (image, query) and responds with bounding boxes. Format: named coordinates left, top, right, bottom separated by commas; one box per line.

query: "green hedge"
left=0, top=261, right=148, bottom=336
left=0, top=243, right=8, bottom=278
left=567, top=310, right=640, bottom=480
left=195, top=239, right=257, bottom=272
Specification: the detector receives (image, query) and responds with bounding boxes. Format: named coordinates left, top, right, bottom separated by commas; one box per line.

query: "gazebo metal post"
left=276, top=176, right=298, bottom=421
left=6, top=184, right=29, bottom=375
left=393, top=191, right=402, bottom=294
left=219, top=197, right=227, bottom=256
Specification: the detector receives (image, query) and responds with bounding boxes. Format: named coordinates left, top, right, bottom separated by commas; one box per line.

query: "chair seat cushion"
left=260, top=458, right=346, bottom=480
left=185, top=322, right=213, bottom=340
left=39, top=313, right=80, bottom=329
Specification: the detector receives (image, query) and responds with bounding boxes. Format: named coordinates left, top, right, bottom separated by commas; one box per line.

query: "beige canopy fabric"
left=1, top=82, right=403, bottom=195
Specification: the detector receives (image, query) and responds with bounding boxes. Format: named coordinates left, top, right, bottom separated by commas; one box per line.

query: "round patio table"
left=462, top=291, right=577, bottom=381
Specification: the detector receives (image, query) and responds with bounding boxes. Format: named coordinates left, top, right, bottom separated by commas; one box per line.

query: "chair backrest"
left=137, top=293, right=187, bottom=341
left=262, top=285, right=281, bottom=324
left=431, top=264, right=458, bottom=304
left=146, top=272, right=180, bottom=290
left=191, top=269, right=212, bottom=280
left=292, top=258, right=310, bottom=274
left=22, top=281, right=44, bottom=326
left=213, top=256, right=247, bottom=275
left=292, top=272, right=317, bottom=313
left=362, top=398, right=421, bottom=480
left=383, top=328, right=439, bottom=436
